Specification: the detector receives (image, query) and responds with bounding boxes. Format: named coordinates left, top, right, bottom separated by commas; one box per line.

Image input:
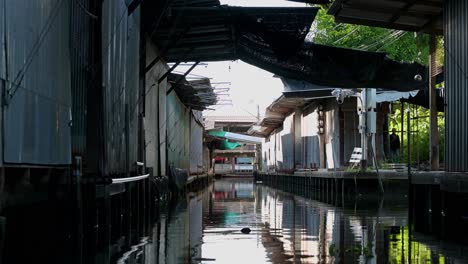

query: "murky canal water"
left=3, top=178, right=467, bottom=263
left=120, top=178, right=468, bottom=264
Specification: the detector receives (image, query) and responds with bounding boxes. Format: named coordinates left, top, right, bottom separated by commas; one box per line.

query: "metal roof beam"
left=389, top=0, right=419, bottom=23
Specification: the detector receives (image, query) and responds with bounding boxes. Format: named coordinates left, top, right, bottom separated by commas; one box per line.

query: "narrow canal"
left=119, top=178, right=468, bottom=263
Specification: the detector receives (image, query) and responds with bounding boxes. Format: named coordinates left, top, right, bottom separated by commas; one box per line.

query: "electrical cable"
left=74, top=0, right=98, bottom=19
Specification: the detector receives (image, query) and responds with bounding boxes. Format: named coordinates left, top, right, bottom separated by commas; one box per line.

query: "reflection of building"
left=213, top=179, right=254, bottom=201
left=257, top=186, right=409, bottom=263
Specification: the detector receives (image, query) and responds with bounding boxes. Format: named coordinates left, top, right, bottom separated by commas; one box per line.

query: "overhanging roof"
left=148, top=4, right=432, bottom=91
left=249, top=96, right=310, bottom=137
left=328, top=0, right=443, bottom=35
left=153, top=6, right=318, bottom=61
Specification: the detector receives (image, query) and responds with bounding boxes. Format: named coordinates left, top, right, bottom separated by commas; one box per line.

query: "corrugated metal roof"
left=152, top=6, right=318, bottom=62
left=250, top=96, right=309, bottom=137
left=150, top=5, right=431, bottom=91
left=328, top=0, right=443, bottom=35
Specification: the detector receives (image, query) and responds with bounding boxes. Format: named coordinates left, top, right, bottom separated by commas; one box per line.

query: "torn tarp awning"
left=280, top=77, right=335, bottom=98
left=376, top=90, right=419, bottom=103
left=280, top=76, right=444, bottom=111
left=240, top=42, right=428, bottom=92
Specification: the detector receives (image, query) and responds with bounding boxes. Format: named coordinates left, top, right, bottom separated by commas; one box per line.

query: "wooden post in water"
left=429, top=35, right=440, bottom=171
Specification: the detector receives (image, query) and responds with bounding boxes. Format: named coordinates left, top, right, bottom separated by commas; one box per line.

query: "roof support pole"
left=158, top=61, right=181, bottom=84
left=429, top=34, right=439, bottom=170
left=360, top=89, right=368, bottom=170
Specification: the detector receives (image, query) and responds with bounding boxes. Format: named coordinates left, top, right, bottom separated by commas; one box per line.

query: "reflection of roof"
left=168, top=74, right=217, bottom=110
left=249, top=96, right=309, bottom=137
left=328, top=0, right=443, bottom=35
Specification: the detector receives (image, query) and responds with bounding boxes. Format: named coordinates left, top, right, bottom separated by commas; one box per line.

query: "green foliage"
left=388, top=102, right=445, bottom=164
left=329, top=244, right=338, bottom=256
left=312, top=7, right=445, bottom=165
left=312, top=7, right=444, bottom=66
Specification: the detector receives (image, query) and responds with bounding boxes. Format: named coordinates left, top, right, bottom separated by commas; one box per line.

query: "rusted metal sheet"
left=0, top=0, right=71, bottom=165
left=101, top=0, right=140, bottom=174
left=444, top=0, right=468, bottom=172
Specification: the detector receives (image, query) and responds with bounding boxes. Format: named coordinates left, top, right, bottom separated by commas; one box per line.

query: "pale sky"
left=173, top=0, right=308, bottom=118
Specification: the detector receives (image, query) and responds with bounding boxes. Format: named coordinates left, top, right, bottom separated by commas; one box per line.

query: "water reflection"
left=124, top=179, right=468, bottom=263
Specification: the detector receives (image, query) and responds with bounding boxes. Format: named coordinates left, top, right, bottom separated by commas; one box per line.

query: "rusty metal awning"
left=328, top=0, right=443, bottom=35
left=168, top=74, right=217, bottom=110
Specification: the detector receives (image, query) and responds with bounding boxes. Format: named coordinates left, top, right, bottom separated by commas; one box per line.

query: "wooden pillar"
left=429, top=35, right=440, bottom=171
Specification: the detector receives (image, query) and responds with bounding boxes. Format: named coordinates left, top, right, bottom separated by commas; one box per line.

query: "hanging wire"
left=332, top=27, right=359, bottom=45
left=376, top=31, right=407, bottom=52
left=8, top=0, right=66, bottom=101
left=74, top=0, right=98, bottom=19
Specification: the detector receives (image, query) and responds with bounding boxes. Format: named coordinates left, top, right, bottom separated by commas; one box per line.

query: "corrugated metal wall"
left=0, top=0, right=71, bottom=165
left=101, top=0, right=140, bottom=174
left=166, top=91, right=190, bottom=170
left=340, top=99, right=360, bottom=165
left=444, top=0, right=468, bottom=172
left=144, top=40, right=167, bottom=176
left=281, top=115, right=295, bottom=171
left=263, top=115, right=295, bottom=172
left=343, top=111, right=360, bottom=163
left=325, top=107, right=340, bottom=168
left=70, top=0, right=90, bottom=157
left=294, top=111, right=302, bottom=167
left=190, top=111, right=204, bottom=173
left=301, top=110, right=320, bottom=168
